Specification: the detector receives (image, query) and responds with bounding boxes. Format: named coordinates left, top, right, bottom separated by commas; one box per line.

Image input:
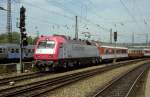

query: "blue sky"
left=0, top=0, right=150, bottom=43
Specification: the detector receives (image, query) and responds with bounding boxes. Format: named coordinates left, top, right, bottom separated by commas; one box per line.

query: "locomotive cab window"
left=38, top=41, right=55, bottom=49
left=59, top=43, right=63, bottom=48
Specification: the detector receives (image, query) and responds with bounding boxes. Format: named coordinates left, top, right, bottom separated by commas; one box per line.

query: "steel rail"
left=0, top=72, right=46, bottom=86
left=90, top=62, right=149, bottom=97
left=0, top=60, right=137, bottom=97
left=125, top=67, right=148, bottom=97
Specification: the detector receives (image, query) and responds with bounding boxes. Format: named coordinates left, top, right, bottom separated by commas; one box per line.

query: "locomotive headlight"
left=49, top=55, right=53, bottom=58
left=36, top=55, right=40, bottom=58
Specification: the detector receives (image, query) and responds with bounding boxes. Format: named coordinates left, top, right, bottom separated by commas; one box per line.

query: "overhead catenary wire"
left=132, top=0, right=150, bottom=32
left=21, top=1, right=74, bottom=21
left=4, top=0, right=76, bottom=34
left=119, top=0, right=144, bottom=33
left=46, top=0, right=110, bottom=32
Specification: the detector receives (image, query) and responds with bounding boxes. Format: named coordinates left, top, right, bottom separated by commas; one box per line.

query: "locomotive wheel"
left=99, top=58, right=102, bottom=63
left=63, top=62, right=68, bottom=69
left=37, top=66, right=46, bottom=72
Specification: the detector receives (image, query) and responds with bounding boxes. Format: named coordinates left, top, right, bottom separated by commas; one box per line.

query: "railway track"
left=0, top=59, right=145, bottom=97
left=0, top=59, right=142, bottom=86
left=0, top=72, right=47, bottom=86
left=90, top=62, right=150, bottom=97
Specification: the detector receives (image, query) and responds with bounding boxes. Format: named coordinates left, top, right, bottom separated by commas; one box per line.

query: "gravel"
left=39, top=61, right=149, bottom=97
left=145, top=69, right=150, bottom=97
left=0, top=64, right=105, bottom=90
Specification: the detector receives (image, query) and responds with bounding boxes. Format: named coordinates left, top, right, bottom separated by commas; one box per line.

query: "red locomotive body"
left=34, top=35, right=100, bottom=71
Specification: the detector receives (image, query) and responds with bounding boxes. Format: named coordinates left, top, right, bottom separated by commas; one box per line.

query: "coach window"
left=112, top=49, right=114, bottom=54
left=122, top=50, right=125, bottom=54
left=122, top=50, right=124, bottom=54
left=105, top=49, right=109, bottom=54
left=3, top=48, right=5, bottom=52
left=104, top=49, right=106, bottom=54
left=140, top=50, right=142, bottom=54
left=32, top=49, right=34, bottom=53
left=28, top=49, right=31, bottom=53
left=116, top=50, right=119, bottom=54
left=119, top=50, right=121, bottom=54
left=11, top=49, right=14, bottom=53
left=0, top=48, right=2, bottom=53
left=118, top=50, right=120, bottom=54
left=124, top=50, right=127, bottom=53
left=16, top=49, right=19, bottom=53
left=122, top=50, right=124, bottom=53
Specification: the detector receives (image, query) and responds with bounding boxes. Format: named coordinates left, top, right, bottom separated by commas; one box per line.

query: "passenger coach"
left=96, top=45, right=128, bottom=60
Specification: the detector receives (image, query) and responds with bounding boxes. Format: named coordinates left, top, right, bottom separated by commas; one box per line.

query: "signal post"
left=113, top=31, right=117, bottom=63
left=19, top=6, right=28, bottom=73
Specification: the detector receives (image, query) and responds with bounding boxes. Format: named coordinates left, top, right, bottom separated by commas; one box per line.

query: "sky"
left=0, top=0, right=150, bottom=43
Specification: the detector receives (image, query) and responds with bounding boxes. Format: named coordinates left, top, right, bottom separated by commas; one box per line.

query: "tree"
left=0, top=32, right=36, bottom=44
left=0, top=33, right=8, bottom=43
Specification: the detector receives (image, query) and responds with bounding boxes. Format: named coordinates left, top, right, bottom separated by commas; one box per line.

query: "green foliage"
left=0, top=33, right=9, bottom=43
left=0, top=32, right=37, bottom=44
left=33, top=37, right=39, bottom=45
left=12, top=32, right=20, bottom=44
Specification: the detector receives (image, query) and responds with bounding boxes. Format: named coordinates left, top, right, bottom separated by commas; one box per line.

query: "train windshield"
left=38, top=41, right=55, bottom=49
